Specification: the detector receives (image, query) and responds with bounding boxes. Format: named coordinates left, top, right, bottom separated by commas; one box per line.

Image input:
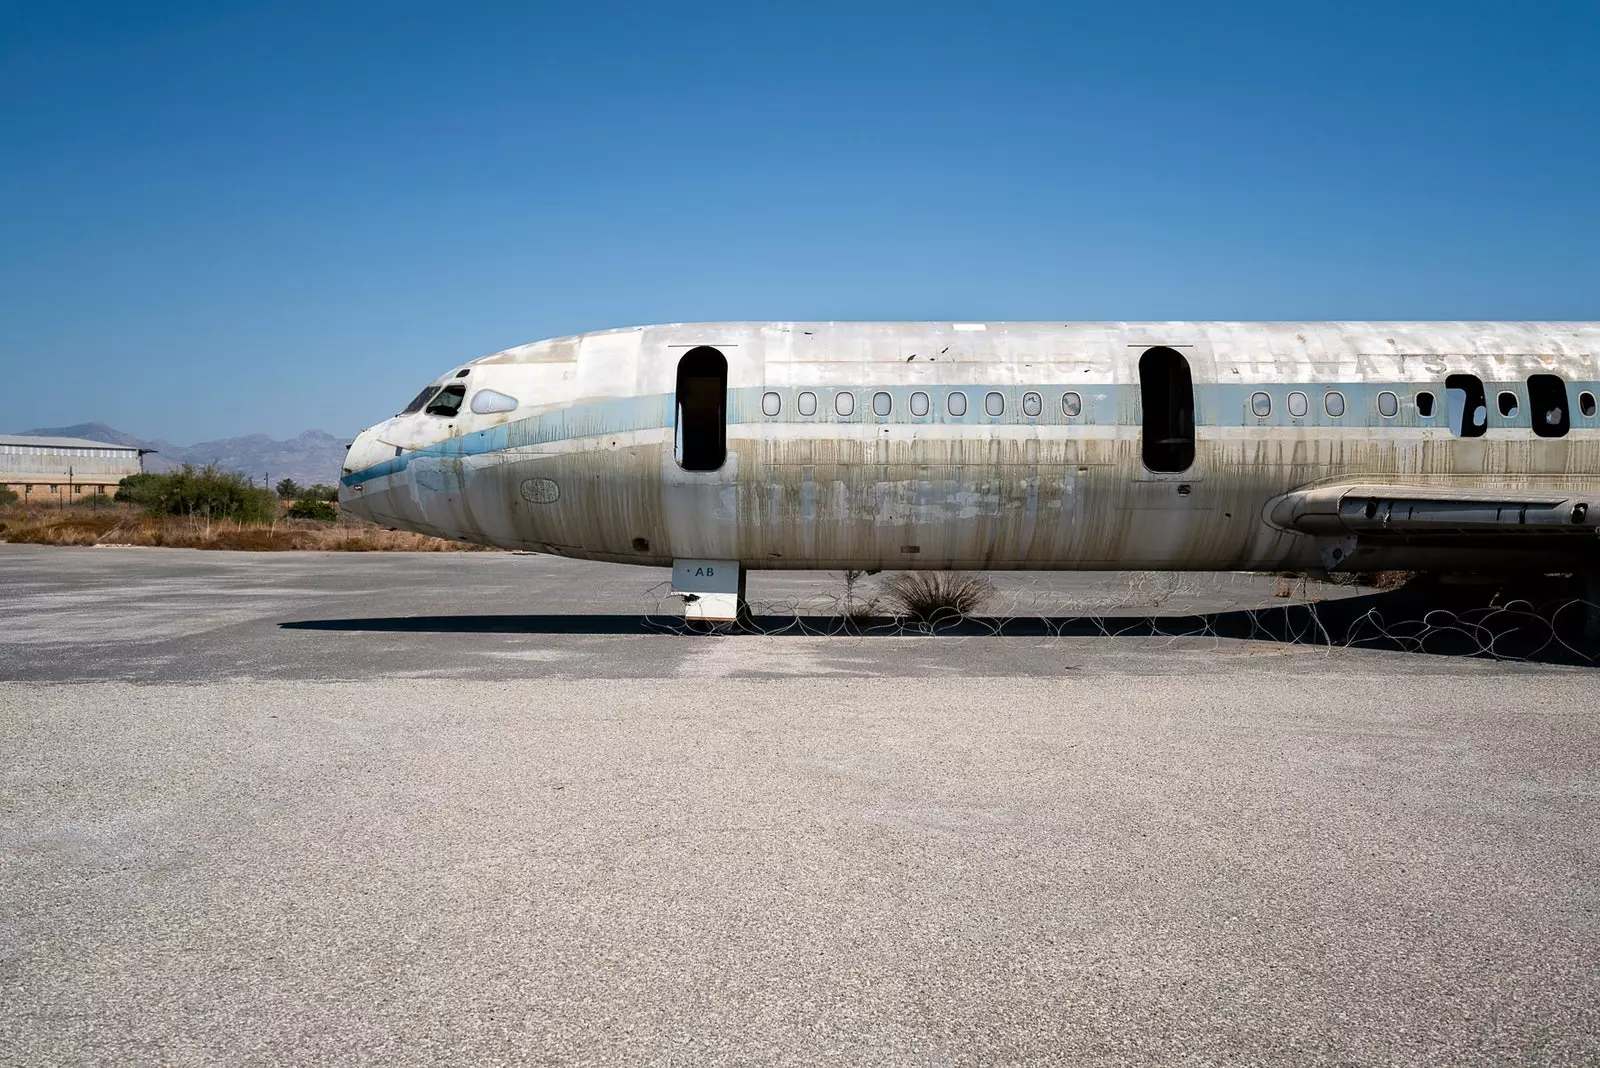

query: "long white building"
left=0, top=435, right=147, bottom=502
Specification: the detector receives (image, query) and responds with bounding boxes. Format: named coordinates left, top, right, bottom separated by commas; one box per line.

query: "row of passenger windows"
left=1246, top=380, right=1598, bottom=432
left=1248, top=390, right=1352, bottom=418
left=758, top=383, right=1600, bottom=425
left=762, top=390, right=1086, bottom=419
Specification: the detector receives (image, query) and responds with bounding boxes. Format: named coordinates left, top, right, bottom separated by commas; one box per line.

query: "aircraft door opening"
left=1139, top=347, right=1196, bottom=472
left=675, top=346, right=727, bottom=471
left=1445, top=374, right=1488, bottom=437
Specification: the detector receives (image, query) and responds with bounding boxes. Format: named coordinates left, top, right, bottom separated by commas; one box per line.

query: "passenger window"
left=910, top=391, right=930, bottom=417
left=798, top=391, right=817, bottom=416
left=1063, top=391, right=1083, bottom=417
left=424, top=384, right=467, bottom=417
left=872, top=391, right=892, bottom=417
left=1497, top=391, right=1519, bottom=419
left=985, top=392, right=1005, bottom=416
left=1325, top=391, right=1346, bottom=417
left=1580, top=391, right=1597, bottom=418
left=1251, top=392, right=1272, bottom=417
left=1444, top=374, right=1487, bottom=437
left=1376, top=391, right=1398, bottom=418
left=761, top=392, right=781, bottom=417
left=400, top=385, right=440, bottom=415
left=835, top=391, right=855, bottom=417
left=947, top=391, right=968, bottom=417
left=1287, top=391, right=1308, bottom=417
left=1416, top=391, right=1435, bottom=418
left=1022, top=391, right=1042, bottom=417
left=1526, top=374, right=1570, bottom=437
left=469, top=389, right=519, bottom=415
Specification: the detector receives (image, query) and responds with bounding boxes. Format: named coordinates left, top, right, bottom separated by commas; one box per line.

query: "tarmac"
left=1, top=544, right=1597, bottom=1065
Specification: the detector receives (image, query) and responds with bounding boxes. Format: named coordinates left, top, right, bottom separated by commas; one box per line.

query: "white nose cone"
left=340, top=428, right=389, bottom=519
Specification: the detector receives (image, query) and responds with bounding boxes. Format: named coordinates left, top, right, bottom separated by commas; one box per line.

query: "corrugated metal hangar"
left=0, top=435, right=147, bottom=502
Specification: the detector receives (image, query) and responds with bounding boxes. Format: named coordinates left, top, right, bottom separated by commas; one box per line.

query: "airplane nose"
left=339, top=428, right=386, bottom=518
left=345, top=427, right=391, bottom=475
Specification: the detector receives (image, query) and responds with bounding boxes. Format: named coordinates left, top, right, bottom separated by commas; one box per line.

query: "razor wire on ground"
left=636, top=571, right=1600, bottom=665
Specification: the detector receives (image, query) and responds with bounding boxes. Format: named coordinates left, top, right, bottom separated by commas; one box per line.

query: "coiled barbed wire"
left=638, top=572, right=1600, bottom=665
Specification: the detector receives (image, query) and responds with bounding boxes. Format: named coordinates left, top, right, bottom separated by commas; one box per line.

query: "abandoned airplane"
left=340, top=322, right=1600, bottom=620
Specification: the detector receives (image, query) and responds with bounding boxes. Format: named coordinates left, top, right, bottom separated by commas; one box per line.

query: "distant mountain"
left=21, top=421, right=163, bottom=451
left=17, top=422, right=352, bottom=488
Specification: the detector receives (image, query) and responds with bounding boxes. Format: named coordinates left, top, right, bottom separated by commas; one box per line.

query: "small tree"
left=275, top=478, right=303, bottom=500
left=0, top=486, right=18, bottom=507
left=839, top=569, right=881, bottom=619
left=306, top=483, right=339, bottom=502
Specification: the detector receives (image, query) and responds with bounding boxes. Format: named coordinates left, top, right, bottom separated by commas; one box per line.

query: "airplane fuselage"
left=340, top=322, right=1600, bottom=582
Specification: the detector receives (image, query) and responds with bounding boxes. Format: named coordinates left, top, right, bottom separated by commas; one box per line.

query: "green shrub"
left=287, top=499, right=337, bottom=521
left=114, top=473, right=167, bottom=507
left=0, top=486, right=18, bottom=507
left=275, top=479, right=336, bottom=501
left=115, top=465, right=279, bottom=523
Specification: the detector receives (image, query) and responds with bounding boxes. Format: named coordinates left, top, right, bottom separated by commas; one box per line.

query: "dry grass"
left=838, top=568, right=882, bottom=619
left=0, top=505, right=489, bottom=552
left=1367, top=570, right=1418, bottom=591
left=879, top=571, right=996, bottom=623
left=1324, top=569, right=1419, bottom=590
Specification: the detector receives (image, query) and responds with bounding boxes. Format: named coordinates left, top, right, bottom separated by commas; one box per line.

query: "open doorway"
left=1445, top=373, right=1488, bottom=437
left=675, top=346, right=727, bottom=471
left=1139, top=347, right=1195, bottom=472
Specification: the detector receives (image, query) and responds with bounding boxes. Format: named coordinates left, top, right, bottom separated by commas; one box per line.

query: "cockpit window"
left=424, top=383, right=467, bottom=417
left=400, top=385, right=440, bottom=415
left=469, top=389, right=519, bottom=415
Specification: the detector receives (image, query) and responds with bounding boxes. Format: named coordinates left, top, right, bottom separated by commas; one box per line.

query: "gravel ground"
left=1, top=546, right=1596, bottom=1065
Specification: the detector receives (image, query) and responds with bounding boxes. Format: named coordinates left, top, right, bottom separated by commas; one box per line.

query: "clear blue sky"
left=3, top=1, right=1597, bottom=442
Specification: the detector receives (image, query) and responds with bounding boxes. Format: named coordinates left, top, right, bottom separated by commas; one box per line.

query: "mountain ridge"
left=14, top=422, right=352, bottom=488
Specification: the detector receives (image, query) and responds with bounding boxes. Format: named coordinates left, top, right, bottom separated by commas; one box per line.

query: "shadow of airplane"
left=280, top=580, right=1600, bottom=666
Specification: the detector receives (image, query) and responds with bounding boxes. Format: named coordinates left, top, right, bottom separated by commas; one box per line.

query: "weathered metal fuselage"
left=339, top=321, right=1600, bottom=574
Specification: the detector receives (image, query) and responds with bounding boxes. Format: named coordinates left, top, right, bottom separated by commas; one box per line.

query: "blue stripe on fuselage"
left=342, top=393, right=674, bottom=487
left=341, top=381, right=1600, bottom=487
